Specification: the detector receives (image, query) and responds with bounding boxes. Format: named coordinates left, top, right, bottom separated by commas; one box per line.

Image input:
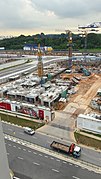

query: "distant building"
left=0, top=47, right=5, bottom=50
left=23, top=44, right=53, bottom=52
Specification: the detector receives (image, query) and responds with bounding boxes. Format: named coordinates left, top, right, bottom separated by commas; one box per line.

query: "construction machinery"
left=50, top=141, right=81, bottom=158
left=78, top=22, right=101, bottom=62
left=66, top=30, right=73, bottom=69
left=37, top=44, right=43, bottom=77
left=37, top=44, right=44, bottom=84
left=78, top=22, right=101, bottom=29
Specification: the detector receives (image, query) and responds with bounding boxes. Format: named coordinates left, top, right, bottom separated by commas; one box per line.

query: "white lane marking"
left=45, top=155, right=48, bottom=158
left=8, top=144, right=11, bottom=146
left=23, top=149, right=26, bottom=151
left=32, top=136, right=37, bottom=139
left=75, top=165, right=78, bottom=167
left=8, top=128, right=13, bottom=131
left=52, top=169, right=59, bottom=173
left=63, top=161, right=67, bottom=164
left=56, top=159, right=60, bottom=162
left=28, top=150, right=31, bottom=152
left=13, top=145, right=16, bottom=148
left=18, top=147, right=21, bottom=150
left=72, top=176, right=80, bottom=179
left=33, top=152, right=37, bottom=155
left=13, top=177, right=20, bottom=179
left=18, top=157, right=23, bottom=160
left=39, top=154, right=42, bottom=156
left=50, top=157, right=54, bottom=160
left=33, top=162, right=40, bottom=166
left=69, top=163, right=72, bottom=165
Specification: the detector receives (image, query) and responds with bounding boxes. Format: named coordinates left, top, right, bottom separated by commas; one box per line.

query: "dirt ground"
left=64, top=73, right=101, bottom=116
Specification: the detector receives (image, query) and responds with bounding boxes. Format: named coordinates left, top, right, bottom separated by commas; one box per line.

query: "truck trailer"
left=50, top=141, right=81, bottom=158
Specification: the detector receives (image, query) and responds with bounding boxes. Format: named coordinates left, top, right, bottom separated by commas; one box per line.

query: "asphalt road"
left=6, top=140, right=101, bottom=179
left=0, top=62, right=37, bottom=78
left=0, top=56, right=67, bottom=78
left=2, top=122, right=101, bottom=167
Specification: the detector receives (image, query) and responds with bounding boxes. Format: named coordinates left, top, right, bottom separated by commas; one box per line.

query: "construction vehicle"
left=50, top=141, right=81, bottom=158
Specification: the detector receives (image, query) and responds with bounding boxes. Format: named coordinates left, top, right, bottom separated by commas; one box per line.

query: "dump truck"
left=50, top=141, right=81, bottom=158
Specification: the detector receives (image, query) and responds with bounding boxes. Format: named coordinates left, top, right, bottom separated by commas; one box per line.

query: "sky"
left=0, top=0, right=101, bottom=36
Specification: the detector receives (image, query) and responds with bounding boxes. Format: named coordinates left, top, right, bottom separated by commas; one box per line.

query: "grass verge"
left=74, top=131, right=101, bottom=150
left=0, top=113, right=44, bottom=130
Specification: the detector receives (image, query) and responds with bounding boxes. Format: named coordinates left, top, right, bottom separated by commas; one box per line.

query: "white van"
left=24, top=127, right=35, bottom=135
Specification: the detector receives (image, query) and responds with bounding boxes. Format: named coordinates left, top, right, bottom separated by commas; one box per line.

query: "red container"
left=0, top=102, right=11, bottom=110
left=39, top=109, right=44, bottom=119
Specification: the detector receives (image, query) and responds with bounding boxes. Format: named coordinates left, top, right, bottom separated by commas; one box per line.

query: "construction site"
left=0, top=22, right=101, bottom=138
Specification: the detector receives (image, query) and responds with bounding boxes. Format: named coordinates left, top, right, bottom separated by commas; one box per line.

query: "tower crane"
left=78, top=21, right=101, bottom=61
left=37, top=44, right=44, bottom=84
left=66, top=30, right=73, bottom=69
left=55, top=29, right=75, bottom=69
left=78, top=22, right=101, bottom=29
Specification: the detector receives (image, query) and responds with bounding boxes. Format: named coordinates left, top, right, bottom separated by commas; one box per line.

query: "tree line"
left=0, top=33, right=101, bottom=50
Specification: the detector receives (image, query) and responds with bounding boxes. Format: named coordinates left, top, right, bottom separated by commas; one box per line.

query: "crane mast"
left=37, top=44, right=44, bottom=83
left=66, top=30, right=73, bottom=69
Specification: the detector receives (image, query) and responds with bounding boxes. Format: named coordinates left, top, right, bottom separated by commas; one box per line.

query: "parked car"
left=24, top=127, right=35, bottom=135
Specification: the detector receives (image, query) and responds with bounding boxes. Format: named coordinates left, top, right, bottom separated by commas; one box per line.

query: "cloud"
left=0, top=0, right=43, bottom=29
left=0, top=0, right=101, bottom=35
left=32, top=0, right=101, bottom=18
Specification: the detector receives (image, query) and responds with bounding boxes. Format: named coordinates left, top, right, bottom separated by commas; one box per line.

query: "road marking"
left=75, top=165, right=78, bottom=167
left=13, top=145, right=16, bottom=148
left=4, top=133, right=101, bottom=174
left=72, top=176, right=80, bottom=179
left=50, top=157, right=54, bottom=160
left=39, top=154, right=42, bottom=156
left=33, top=162, right=40, bottom=166
left=18, top=147, right=21, bottom=150
left=52, top=169, right=59, bottom=173
left=56, top=159, right=60, bottom=162
left=63, top=161, right=67, bottom=164
left=8, top=144, right=11, bottom=146
left=33, top=152, right=37, bottom=155
left=23, top=148, right=26, bottom=151
left=18, top=157, right=23, bottom=160
left=44, top=155, right=48, bottom=158
left=32, top=136, right=37, bottom=139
